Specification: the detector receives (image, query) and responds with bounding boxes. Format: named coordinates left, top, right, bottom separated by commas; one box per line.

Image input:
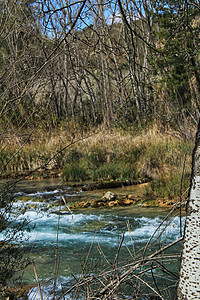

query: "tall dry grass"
left=0, top=124, right=195, bottom=196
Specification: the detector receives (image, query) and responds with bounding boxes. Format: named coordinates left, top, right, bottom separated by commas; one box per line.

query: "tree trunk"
left=177, top=120, right=200, bottom=299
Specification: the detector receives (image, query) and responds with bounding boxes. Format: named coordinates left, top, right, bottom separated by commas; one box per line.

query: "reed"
left=1, top=125, right=194, bottom=196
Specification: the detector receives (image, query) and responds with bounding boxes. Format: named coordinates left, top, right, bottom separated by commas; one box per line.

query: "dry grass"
left=0, top=124, right=195, bottom=197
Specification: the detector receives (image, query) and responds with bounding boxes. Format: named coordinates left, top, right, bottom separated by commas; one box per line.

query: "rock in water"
left=102, top=191, right=116, bottom=202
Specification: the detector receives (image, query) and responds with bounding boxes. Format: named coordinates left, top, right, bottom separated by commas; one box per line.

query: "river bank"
left=0, top=125, right=194, bottom=199
left=12, top=177, right=184, bottom=214
left=1, top=126, right=191, bottom=298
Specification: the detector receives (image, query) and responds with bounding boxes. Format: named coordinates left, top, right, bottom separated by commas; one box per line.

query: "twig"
left=57, top=238, right=183, bottom=299
left=52, top=201, right=61, bottom=300
left=124, top=239, right=135, bottom=262
left=130, top=273, right=165, bottom=300
left=32, top=260, right=43, bottom=300
left=97, top=242, right=112, bottom=266
left=72, top=232, right=97, bottom=299
left=142, top=193, right=188, bottom=259
left=113, top=234, right=124, bottom=271
left=62, top=196, right=73, bottom=224
left=126, top=220, right=136, bottom=259
left=96, top=237, right=183, bottom=297
left=151, top=261, right=164, bottom=297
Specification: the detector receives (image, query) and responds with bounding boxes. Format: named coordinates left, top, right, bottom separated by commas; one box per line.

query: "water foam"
left=27, top=189, right=61, bottom=197
left=1, top=206, right=186, bottom=248
left=124, top=216, right=185, bottom=243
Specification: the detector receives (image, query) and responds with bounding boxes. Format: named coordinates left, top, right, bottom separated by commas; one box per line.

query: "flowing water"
left=1, top=179, right=185, bottom=299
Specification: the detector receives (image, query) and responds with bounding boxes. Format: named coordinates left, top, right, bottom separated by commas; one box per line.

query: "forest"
left=0, top=0, right=200, bottom=299
left=0, top=0, right=199, bottom=134
left=1, top=0, right=199, bottom=189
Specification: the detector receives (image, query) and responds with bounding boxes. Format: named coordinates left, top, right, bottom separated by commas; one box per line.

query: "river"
left=1, top=178, right=185, bottom=299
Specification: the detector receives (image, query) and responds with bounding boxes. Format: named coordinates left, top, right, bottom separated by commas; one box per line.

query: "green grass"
left=150, top=171, right=191, bottom=198
left=62, top=162, right=89, bottom=181
left=90, top=162, right=139, bottom=181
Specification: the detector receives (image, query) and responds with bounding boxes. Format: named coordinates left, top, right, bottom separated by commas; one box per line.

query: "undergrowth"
left=0, top=125, right=194, bottom=197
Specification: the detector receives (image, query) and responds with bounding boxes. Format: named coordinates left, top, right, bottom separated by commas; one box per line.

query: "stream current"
left=1, top=179, right=185, bottom=299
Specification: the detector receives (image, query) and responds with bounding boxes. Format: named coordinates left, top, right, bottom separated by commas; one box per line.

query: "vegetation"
left=1, top=125, right=194, bottom=198
left=0, top=0, right=198, bottom=188
left=0, top=0, right=199, bottom=133
left=0, top=0, right=199, bottom=297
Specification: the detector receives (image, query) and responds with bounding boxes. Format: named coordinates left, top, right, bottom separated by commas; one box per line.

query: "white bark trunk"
left=178, top=123, right=200, bottom=299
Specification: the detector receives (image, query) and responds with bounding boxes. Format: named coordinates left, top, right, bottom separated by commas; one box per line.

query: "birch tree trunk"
left=177, top=120, right=200, bottom=299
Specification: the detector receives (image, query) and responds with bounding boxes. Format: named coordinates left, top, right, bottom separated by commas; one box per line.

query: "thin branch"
left=72, top=232, right=97, bottom=299
left=32, top=260, right=43, bottom=300
left=52, top=201, right=61, bottom=300
left=43, top=1, right=84, bottom=14
left=96, top=237, right=183, bottom=297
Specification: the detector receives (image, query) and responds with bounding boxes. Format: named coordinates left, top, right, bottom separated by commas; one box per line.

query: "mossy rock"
left=142, top=203, right=150, bottom=207
left=122, top=198, right=136, bottom=205
left=69, top=204, right=77, bottom=209
left=91, top=200, right=102, bottom=208
left=78, top=201, right=90, bottom=208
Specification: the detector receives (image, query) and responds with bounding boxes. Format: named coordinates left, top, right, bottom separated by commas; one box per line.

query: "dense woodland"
left=0, top=0, right=199, bottom=137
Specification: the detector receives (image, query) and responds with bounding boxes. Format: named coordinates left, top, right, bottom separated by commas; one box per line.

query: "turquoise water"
left=1, top=180, right=184, bottom=299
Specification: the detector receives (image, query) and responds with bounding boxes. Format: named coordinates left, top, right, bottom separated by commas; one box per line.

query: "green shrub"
left=62, top=162, right=88, bottom=181
left=91, top=162, right=139, bottom=181
left=86, top=147, right=107, bottom=168
left=150, top=171, right=190, bottom=198
left=91, top=163, right=120, bottom=181
left=120, top=163, right=139, bottom=181
left=130, top=144, right=146, bottom=163
left=64, top=148, right=83, bottom=164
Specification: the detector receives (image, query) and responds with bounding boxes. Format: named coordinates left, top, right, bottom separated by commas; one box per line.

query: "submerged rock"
left=142, top=203, right=150, bottom=207
left=122, top=198, right=136, bottom=205
left=108, top=200, right=118, bottom=207
left=78, top=201, right=90, bottom=208
left=91, top=200, right=105, bottom=207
